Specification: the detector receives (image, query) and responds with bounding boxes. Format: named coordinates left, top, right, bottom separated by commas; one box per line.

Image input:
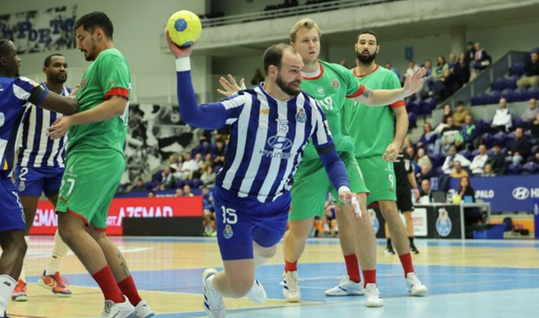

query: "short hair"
left=0, top=37, right=13, bottom=58
left=289, top=18, right=320, bottom=43
left=43, top=53, right=64, bottom=67
left=74, top=11, right=114, bottom=39
left=263, top=43, right=296, bottom=75
left=356, top=30, right=379, bottom=45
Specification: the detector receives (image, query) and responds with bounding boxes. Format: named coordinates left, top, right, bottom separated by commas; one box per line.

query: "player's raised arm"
left=167, top=31, right=229, bottom=130
left=351, top=67, right=426, bottom=106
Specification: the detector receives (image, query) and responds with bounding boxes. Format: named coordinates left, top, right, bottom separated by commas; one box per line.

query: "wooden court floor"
left=6, top=236, right=539, bottom=318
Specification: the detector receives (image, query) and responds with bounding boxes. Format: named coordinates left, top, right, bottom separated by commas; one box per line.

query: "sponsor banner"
left=0, top=6, right=77, bottom=54
left=30, top=196, right=203, bottom=236
left=449, top=175, right=539, bottom=212
left=412, top=208, right=428, bottom=237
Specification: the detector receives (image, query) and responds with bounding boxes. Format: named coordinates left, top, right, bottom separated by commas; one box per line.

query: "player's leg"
left=402, top=211, right=419, bottom=254
left=384, top=223, right=395, bottom=254
left=0, top=230, right=27, bottom=315
left=12, top=165, right=43, bottom=301
left=56, top=154, right=135, bottom=317
left=283, top=163, right=329, bottom=302
left=38, top=168, right=73, bottom=297
left=12, top=196, right=38, bottom=301
left=379, top=200, right=427, bottom=295
left=203, top=187, right=270, bottom=318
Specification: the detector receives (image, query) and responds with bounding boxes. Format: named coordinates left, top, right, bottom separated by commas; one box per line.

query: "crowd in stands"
left=409, top=96, right=539, bottom=196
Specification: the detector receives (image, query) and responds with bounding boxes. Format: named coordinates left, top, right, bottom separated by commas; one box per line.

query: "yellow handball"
left=166, top=10, right=202, bottom=48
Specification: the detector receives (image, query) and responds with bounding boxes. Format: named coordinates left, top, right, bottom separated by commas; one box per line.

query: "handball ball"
left=167, top=10, right=202, bottom=47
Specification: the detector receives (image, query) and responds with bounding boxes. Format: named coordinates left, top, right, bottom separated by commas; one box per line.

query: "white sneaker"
left=101, top=296, right=135, bottom=318
left=202, top=268, right=225, bottom=318
left=405, top=273, right=428, bottom=295
left=133, top=299, right=155, bottom=318
left=247, top=279, right=267, bottom=304
left=282, top=271, right=300, bottom=302
left=364, top=283, right=384, bottom=308
left=324, top=276, right=364, bottom=296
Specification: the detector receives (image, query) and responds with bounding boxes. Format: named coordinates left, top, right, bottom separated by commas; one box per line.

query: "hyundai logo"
left=267, top=135, right=293, bottom=150
left=512, top=187, right=529, bottom=200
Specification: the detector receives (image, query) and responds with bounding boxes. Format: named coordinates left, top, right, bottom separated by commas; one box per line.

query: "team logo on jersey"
left=436, top=208, right=452, bottom=237
left=261, top=108, right=270, bottom=115
left=368, top=209, right=379, bottom=234
left=18, top=181, right=25, bottom=192
left=80, top=78, right=87, bottom=89
left=69, top=165, right=74, bottom=173
left=295, top=108, right=306, bottom=123
left=331, top=80, right=340, bottom=89
left=223, top=224, right=234, bottom=239
left=317, top=87, right=325, bottom=96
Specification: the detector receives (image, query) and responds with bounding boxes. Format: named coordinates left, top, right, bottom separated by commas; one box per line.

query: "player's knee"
left=256, top=245, right=276, bottom=259
left=229, top=278, right=254, bottom=297
left=8, top=233, right=28, bottom=258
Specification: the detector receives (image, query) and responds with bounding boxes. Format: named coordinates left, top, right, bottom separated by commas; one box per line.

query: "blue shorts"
left=0, top=176, right=26, bottom=233
left=15, top=166, right=64, bottom=198
left=213, top=187, right=290, bottom=261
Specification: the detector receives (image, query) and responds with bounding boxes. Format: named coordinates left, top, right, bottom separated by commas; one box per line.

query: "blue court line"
left=116, top=236, right=539, bottom=249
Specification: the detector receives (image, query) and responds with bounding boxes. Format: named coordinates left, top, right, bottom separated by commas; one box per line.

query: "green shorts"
left=289, top=152, right=368, bottom=221
left=56, top=151, right=125, bottom=230
left=357, top=156, right=396, bottom=206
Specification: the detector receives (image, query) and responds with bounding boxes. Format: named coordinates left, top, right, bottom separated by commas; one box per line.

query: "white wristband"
left=175, top=57, right=191, bottom=72
left=338, top=186, right=351, bottom=195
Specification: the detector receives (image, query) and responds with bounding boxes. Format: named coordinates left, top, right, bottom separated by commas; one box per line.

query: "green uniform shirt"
left=68, top=48, right=131, bottom=156
left=343, top=65, right=405, bottom=157
left=299, top=60, right=365, bottom=160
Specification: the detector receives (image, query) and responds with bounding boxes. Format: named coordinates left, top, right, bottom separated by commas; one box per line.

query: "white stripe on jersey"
left=257, top=95, right=291, bottom=202
left=19, top=85, right=67, bottom=167
left=310, top=96, right=331, bottom=144
left=221, top=95, right=252, bottom=190
left=238, top=87, right=270, bottom=198
left=13, top=85, right=31, bottom=101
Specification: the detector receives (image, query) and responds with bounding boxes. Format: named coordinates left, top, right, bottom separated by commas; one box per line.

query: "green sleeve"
left=98, top=54, right=131, bottom=99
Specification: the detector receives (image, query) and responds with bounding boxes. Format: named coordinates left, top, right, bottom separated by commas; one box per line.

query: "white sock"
left=0, top=275, right=17, bottom=313
left=45, top=230, right=70, bottom=276
left=19, top=236, right=30, bottom=282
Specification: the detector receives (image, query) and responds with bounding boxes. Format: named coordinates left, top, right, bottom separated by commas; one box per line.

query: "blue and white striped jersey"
left=0, top=76, right=39, bottom=175
left=17, top=83, right=69, bottom=168
left=215, top=85, right=334, bottom=202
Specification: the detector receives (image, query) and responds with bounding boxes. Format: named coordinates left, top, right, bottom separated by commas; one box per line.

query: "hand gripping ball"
left=167, top=10, right=202, bottom=47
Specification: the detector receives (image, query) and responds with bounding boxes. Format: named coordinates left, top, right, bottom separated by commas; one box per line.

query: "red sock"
left=398, top=253, right=415, bottom=277
left=92, top=266, right=124, bottom=303
left=344, top=254, right=361, bottom=283
left=118, top=276, right=142, bottom=306
left=284, top=260, right=297, bottom=272
left=362, top=269, right=376, bottom=287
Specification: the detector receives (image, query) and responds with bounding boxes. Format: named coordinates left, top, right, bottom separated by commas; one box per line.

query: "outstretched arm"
left=166, top=31, right=228, bottom=130
left=352, top=67, right=426, bottom=106
left=27, top=83, right=78, bottom=115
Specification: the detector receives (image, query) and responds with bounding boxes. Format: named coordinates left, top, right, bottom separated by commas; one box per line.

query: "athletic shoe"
left=101, top=296, right=135, bottom=318
left=11, top=279, right=27, bottom=302
left=410, top=244, right=420, bottom=254
left=384, top=245, right=395, bottom=255
left=133, top=299, right=155, bottom=318
left=405, top=273, right=428, bottom=295
left=324, top=276, right=364, bottom=296
left=282, top=271, right=300, bottom=302
left=38, top=271, right=72, bottom=297
left=364, top=283, right=384, bottom=308
left=247, top=279, right=267, bottom=304
left=202, top=268, right=225, bottom=318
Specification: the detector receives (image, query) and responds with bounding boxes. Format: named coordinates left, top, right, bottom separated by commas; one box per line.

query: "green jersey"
left=343, top=65, right=405, bottom=157
left=68, top=48, right=131, bottom=156
left=300, top=60, right=364, bottom=160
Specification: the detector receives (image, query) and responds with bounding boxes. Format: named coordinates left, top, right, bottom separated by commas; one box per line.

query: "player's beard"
left=276, top=74, right=301, bottom=96
left=356, top=50, right=377, bottom=65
